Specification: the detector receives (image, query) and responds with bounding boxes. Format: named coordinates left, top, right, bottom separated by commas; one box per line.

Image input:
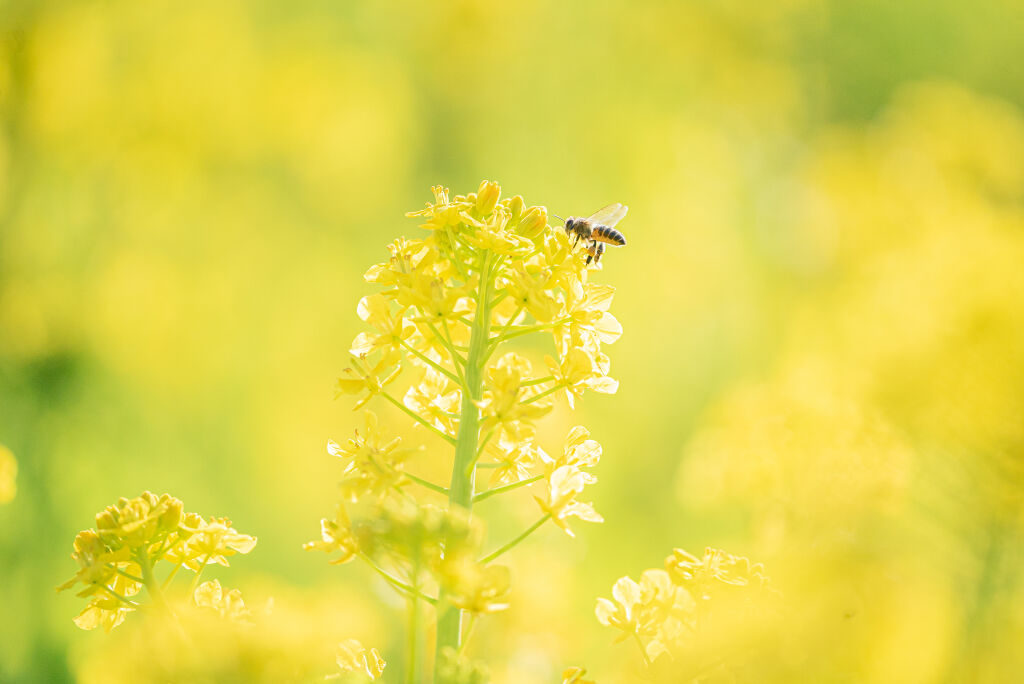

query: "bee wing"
left=586, top=203, right=628, bottom=228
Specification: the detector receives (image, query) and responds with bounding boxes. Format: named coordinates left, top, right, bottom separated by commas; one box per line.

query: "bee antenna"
left=550, top=212, right=565, bottom=223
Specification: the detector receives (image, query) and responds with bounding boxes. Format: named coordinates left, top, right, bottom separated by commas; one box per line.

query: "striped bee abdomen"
left=592, top=224, right=627, bottom=246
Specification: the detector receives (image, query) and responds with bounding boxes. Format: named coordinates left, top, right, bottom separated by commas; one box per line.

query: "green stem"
left=101, top=584, right=140, bottom=608
left=359, top=553, right=437, bottom=604
left=188, top=553, right=212, bottom=596
left=474, top=427, right=496, bottom=464
left=405, top=472, right=449, bottom=496
left=633, top=632, right=653, bottom=668
left=379, top=391, right=458, bottom=446
left=473, top=474, right=544, bottom=503
left=399, top=338, right=461, bottom=384
left=480, top=514, right=551, bottom=564
left=161, top=559, right=185, bottom=591
left=444, top=224, right=471, bottom=282
left=488, top=291, right=509, bottom=309
left=406, top=591, right=419, bottom=684
left=136, top=549, right=173, bottom=614
left=107, top=564, right=144, bottom=584
left=459, top=613, right=478, bottom=656
left=439, top=319, right=467, bottom=367
left=522, top=383, right=565, bottom=405
left=488, top=318, right=570, bottom=346
left=435, top=249, right=494, bottom=680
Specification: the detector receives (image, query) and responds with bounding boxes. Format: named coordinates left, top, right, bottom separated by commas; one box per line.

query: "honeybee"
left=563, top=203, right=628, bottom=265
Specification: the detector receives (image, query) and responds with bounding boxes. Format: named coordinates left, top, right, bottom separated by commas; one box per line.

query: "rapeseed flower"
left=60, top=492, right=256, bottom=631
left=311, top=182, right=624, bottom=681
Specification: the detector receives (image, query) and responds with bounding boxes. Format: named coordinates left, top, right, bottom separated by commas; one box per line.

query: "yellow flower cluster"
left=312, top=181, right=625, bottom=680
left=74, top=584, right=385, bottom=684
left=596, top=546, right=773, bottom=665
left=58, top=491, right=256, bottom=631
left=336, top=180, right=620, bottom=449
left=308, top=498, right=512, bottom=616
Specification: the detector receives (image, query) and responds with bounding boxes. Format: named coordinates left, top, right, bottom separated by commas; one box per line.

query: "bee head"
left=564, top=218, right=575, bottom=232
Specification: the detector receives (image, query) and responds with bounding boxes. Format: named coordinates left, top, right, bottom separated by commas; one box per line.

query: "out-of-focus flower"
left=436, top=647, right=490, bottom=684
left=665, top=547, right=771, bottom=600
left=328, top=410, right=420, bottom=502
left=193, top=579, right=250, bottom=621
left=0, top=445, right=16, bottom=504
left=304, top=504, right=361, bottom=565
left=334, top=639, right=387, bottom=680
left=595, top=569, right=693, bottom=662
left=597, top=547, right=775, bottom=667
left=59, top=492, right=256, bottom=631
left=562, top=666, right=596, bottom=683
left=442, top=559, right=512, bottom=614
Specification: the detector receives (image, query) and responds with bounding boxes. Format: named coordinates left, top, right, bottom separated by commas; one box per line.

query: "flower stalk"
left=308, top=182, right=624, bottom=683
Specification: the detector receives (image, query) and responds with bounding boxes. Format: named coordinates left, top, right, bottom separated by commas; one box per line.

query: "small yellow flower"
left=475, top=179, right=501, bottom=216
left=545, top=348, right=619, bottom=409
left=350, top=293, right=416, bottom=358
left=442, top=558, right=512, bottom=614
left=335, top=353, right=402, bottom=409
left=404, top=369, right=461, bottom=437
left=516, top=205, right=549, bottom=239
left=554, top=280, right=623, bottom=356
left=478, top=352, right=554, bottom=434
left=540, top=426, right=602, bottom=472
left=665, top=547, right=771, bottom=599
left=0, top=445, right=16, bottom=504
left=96, top=492, right=184, bottom=550
left=304, top=504, right=361, bottom=565
left=595, top=569, right=694, bottom=662
left=329, top=410, right=420, bottom=502
left=176, top=517, right=257, bottom=571
left=504, top=263, right=562, bottom=324
left=535, top=465, right=603, bottom=537
left=485, top=432, right=545, bottom=487
left=193, top=579, right=250, bottom=621
left=72, top=596, right=134, bottom=633
left=465, top=218, right=535, bottom=257
left=334, top=639, right=387, bottom=680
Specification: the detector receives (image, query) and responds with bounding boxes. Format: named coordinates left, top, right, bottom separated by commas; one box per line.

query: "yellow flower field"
left=2, top=1, right=1023, bottom=682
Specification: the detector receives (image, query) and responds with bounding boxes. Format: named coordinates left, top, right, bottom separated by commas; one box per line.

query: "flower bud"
left=475, top=180, right=501, bottom=216
left=158, top=495, right=184, bottom=533
left=96, top=510, right=117, bottom=532
left=430, top=185, right=449, bottom=205
left=505, top=195, right=525, bottom=223
left=517, top=206, right=548, bottom=238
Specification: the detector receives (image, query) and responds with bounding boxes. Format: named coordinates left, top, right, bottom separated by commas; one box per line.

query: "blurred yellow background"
left=2, top=0, right=1023, bottom=681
